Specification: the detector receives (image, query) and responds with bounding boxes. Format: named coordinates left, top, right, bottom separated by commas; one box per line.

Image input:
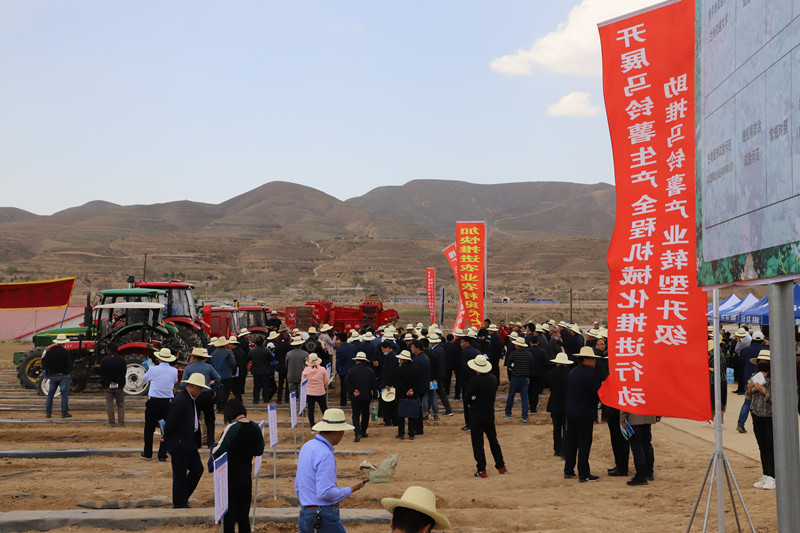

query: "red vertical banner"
left=426, top=268, right=436, bottom=325
left=443, top=244, right=467, bottom=332
left=455, top=221, right=486, bottom=330
left=598, top=0, right=710, bottom=421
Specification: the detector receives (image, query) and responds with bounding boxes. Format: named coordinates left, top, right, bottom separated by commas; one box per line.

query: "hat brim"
left=750, top=357, right=770, bottom=364
left=467, top=359, right=492, bottom=373
left=381, top=499, right=451, bottom=530
left=155, top=354, right=177, bottom=363
left=181, top=377, right=210, bottom=389
left=312, top=419, right=355, bottom=432
left=549, top=357, right=574, bottom=365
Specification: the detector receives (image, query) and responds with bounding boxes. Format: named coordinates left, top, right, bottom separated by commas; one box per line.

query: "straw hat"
left=550, top=352, right=574, bottom=365
left=416, top=322, right=424, bottom=328
left=349, top=334, right=361, bottom=343
left=226, top=336, right=239, bottom=344
left=508, top=331, right=519, bottom=340
left=267, top=331, right=279, bottom=340
left=406, top=323, right=414, bottom=329
left=381, top=387, right=396, bottom=402
left=467, top=354, right=492, bottom=373
left=353, top=352, right=369, bottom=362
left=290, top=336, right=305, bottom=346
left=396, top=350, right=413, bottom=362
left=599, top=328, right=609, bottom=338
left=535, top=324, right=545, bottom=333
left=308, top=326, right=317, bottom=334
left=750, top=349, right=770, bottom=364
left=576, top=346, right=602, bottom=358
left=570, top=324, right=581, bottom=334
left=511, top=336, right=527, bottom=348
left=707, top=340, right=715, bottom=352
left=190, top=347, right=210, bottom=358
left=466, top=327, right=478, bottom=338
left=557, top=321, right=568, bottom=328
left=735, top=327, right=748, bottom=338
left=707, top=325, right=714, bottom=332
left=238, top=328, right=250, bottom=336
left=320, top=324, right=333, bottom=333
left=453, top=328, right=464, bottom=337
left=212, top=337, right=229, bottom=347
left=53, top=334, right=69, bottom=344
left=312, top=408, right=355, bottom=432
left=548, top=319, right=556, bottom=326
left=383, top=333, right=396, bottom=341
left=154, top=348, right=176, bottom=363
left=306, top=353, right=321, bottom=366
left=428, top=333, right=441, bottom=344
left=209, top=336, right=218, bottom=345
left=487, top=324, right=498, bottom=332
left=181, top=373, right=210, bottom=389
left=382, top=486, right=451, bottom=530
left=402, top=333, right=414, bottom=341
left=430, top=323, right=439, bottom=330
left=361, top=332, right=376, bottom=341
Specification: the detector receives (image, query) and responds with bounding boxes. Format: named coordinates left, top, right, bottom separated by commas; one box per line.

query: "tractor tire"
left=17, top=348, right=45, bottom=389
left=173, top=323, right=204, bottom=350
left=123, top=353, right=151, bottom=396
left=35, top=375, right=84, bottom=396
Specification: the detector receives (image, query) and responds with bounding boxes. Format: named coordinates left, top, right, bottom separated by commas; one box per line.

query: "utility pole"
left=569, top=287, right=573, bottom=324
left=143, top=254, right=148, bottom=282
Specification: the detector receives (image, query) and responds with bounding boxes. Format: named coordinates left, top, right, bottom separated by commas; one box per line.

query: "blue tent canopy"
left=735, top=284, right=800, bottom=325
left=720, top=293, right=760, bottom=322
left=707, top=293, right=741, bottom=320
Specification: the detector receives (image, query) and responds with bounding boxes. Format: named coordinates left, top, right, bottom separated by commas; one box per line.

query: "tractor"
left=235, top=302, right=272, bottom=339
left=15, top=288, right=178, bottom=389
left=134, top=279, right=210, bottom=348
left=199, top=304, right=241, bottom=340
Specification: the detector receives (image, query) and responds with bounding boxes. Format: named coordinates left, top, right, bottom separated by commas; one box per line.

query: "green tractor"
left=15, top=288, right=185, bottom=392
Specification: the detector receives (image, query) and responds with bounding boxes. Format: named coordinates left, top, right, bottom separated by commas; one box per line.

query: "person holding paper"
left=619, top=410, right=659, bottom=486
left=747, top=350, right=774, bottom=490
left=302, top=353, right=330, bottom=427
left=212, top=398, right=265, bottom=533
left=563, top=346, right=602, bottom=482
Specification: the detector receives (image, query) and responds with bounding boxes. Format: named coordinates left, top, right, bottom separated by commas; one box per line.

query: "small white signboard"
left=253, top=421, right=266, bottom=476
left=299, top=378, right=308, bottom=415
left=268, top=404, right=278, bottom=448
left=213, top=453, right=229, bottom=524
left=289, top=392, right=298, bottom=428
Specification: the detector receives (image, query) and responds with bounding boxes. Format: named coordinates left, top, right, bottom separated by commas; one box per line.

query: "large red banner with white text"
left=597, top=0, right=710, bottom=421
left=426, top=268, right=436, bottom=325
left=455, top=222, right=486, bottom=330
left=443, top=244, right=467, bottom=332
left=0, top=277, right=76, bottom=310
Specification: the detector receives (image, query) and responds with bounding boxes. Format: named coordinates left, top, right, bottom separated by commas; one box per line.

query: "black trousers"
left=380, top=398, right=396, bottom=425
left=195, top=391, right=216, bottom=447
left=470, top=412, right=504, bottom=472
left=143, top=397, right=171, bottom=459
left=170, top=447, right=203, bottom=508
left=216, top=378, right=234, bottom=411
left=307, top=394, right=327, bottom=427
left=629, top=423, right=654, bottom=480
left=223, top=485, right=252, bottom=533
left=252, top=374, right=270, bottom=403
left=550, top=412, right=566, bottom=456
left=752, top=414, right=775, bottom=477
left=277, top=370, right=288, bottom=403
left=231, top=376, right=245, bottom=402
left=339, top=375, right=349, bottom=406
left=444, top=364, right=460, bottom=397
left=528, top=376, right=544, bottom=413
left=396, top=416, right=416, bottom=437
left=564, top=416, right=594, bottom=478
left=606, top=407, right=630, bottom=472
left=351, top=396, right=372, bottom=436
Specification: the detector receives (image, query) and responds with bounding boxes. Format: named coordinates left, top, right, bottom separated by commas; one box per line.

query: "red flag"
left=442, top=243, right=467, bottom=332
left=455, top=222, right=487, bottom=330
left=426, top=268, right=436, bottom=325
left=598, top=0, right=710, bottom=421
left=0, top=277, right=76, bottom=310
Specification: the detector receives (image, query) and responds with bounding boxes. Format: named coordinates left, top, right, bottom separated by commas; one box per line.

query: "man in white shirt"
left=140, top=348, right=179, bottom=462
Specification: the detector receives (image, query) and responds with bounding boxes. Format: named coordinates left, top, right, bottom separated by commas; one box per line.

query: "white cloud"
left=490, top=0, right=661, bottom=77
left=546, top=92, right=601, bottom=117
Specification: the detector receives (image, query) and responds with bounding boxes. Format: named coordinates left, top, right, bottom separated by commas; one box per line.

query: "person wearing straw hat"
left=344, top=352, right=378, bottom=441
left=392, top=350, right=422, bottom=440
left=302, top=353, right=330, bottom=427
left=250, top=335, right=273, bottom=404
left=273, top=328, right=292, bottom=403
left=211, top=336, right=238, bottom=413
left=382, top=485, right=451, bottom=532
left=295, top=408, right=368, bottom=532
left=99, top=343, right=127, bottom=427
left=286, top=335, right=310, bottom=397
left=486, top=323, right=503, bottom=381
left=465, top=354, right=506, bottom=478
left=735, top=330, right=767, bottom=432
left=747, top=350, right=775, bottom=490
left=378, top=341, right=400, bottom=426
left=458, top=330, right=481, bottom=431
left=164, top=372, right=209, bottom=508
left=43, top=333, right=73, bottom=419
left=563, top=346, right=602, bottom=482
left=336, top=331, right=359, bottom=407
left=503, top=336, right=532, bottom=423
left=181, top=347, right=220, bottom=448
left=546, top=352, right=573, bottom=457
left=141, top=347, right=179, bottom=461
left=212, top=398, right=265, bottom=533
left=426, top=334, right=453, bottom=419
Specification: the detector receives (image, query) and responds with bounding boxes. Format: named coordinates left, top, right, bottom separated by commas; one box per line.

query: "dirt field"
left=0, top=340, right=778, bottom=532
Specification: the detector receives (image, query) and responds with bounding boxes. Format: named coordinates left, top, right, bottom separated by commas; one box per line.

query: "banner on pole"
left=268, top=404, right=278, bottom=447
left=455, top=222, right=487, bottom=330
left=299, top=379, right=308, bottom=415
left=213, top=453, right=229, bottom=524
left=254, top=421, right=266, bottom=476
left=426, top=268, right=436, bottom=324
left=442, top=243, right=467, bottom=332
left=0, top=277, right=76, bottom=310
left=597, top=0, right=710, bottom=421
left=289, top=392, right=298, bottom=428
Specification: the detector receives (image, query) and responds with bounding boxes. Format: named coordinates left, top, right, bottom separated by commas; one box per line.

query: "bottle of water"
left=726, top=368, right=734, bottom=385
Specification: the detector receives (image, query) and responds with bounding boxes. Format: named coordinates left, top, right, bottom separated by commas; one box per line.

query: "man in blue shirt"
left=295, top=408, right=368, bottom=532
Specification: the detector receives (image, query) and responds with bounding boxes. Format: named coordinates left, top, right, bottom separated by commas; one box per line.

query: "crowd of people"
left=39, top=313, right=790, bottom=531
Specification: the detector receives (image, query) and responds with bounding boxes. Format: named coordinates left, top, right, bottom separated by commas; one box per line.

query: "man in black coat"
left=459, top=331, right=481, bottom=431
left=563, top=346, right=602, bottom=482
left=344, top=352, right=378, bottom=442
left=427, top=334, right=453, bottom=418
left=43, top=334, right=73, bottom=418
left=164, top=373, right=207, bottom=508
left=272, top=330, right=292, bottom=403
left=546, top=352, right=574, bottom=458
left=527, top=336, right=548, bottom=414
left=250, top=336, right=272, bottom=404
left=465, top=354, right=506, bottom=478
left=378, top=341, right=398, bottom=426
left=99, top=346, right=127, bottom=426
left=392, top=350, right=421, bottom=440
left=486, top=324, right=504, bottom=381
left=443, top=334, right=461, bottom=399
left=410, top=340, right=431, bottom=430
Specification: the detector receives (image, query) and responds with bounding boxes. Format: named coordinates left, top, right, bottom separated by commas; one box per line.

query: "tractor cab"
left=134, top=280, right=209, bottom=347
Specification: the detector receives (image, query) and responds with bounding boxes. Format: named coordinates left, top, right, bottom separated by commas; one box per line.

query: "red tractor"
left=235, top=302, right=272, bottom=338
left=283, top=295, right=399, bottom=332
left=199, top=305, right=241, bottom=340
left=134, top=279, right=210, bottom=347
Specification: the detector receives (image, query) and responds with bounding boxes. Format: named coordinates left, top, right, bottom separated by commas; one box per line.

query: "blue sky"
left=1, top=0, right=658, bottom=215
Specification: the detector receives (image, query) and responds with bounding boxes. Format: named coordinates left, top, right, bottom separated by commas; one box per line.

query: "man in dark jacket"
left=410, top=340, right=431, bottom=428
left=503, top=336, right=532, bottom=422
left=465, top=354, right=506, bottom=478
left=99, top=345, right=127, bottom=426
left=43, top=334, right=73, bottom=418
left=250, top=336, right=272, bottom=404
left=272, top=329, right=292, bottom=403
left=546, top=352, right=573, bottom=458
left=443, top=334, right=461, bottom=399
left=378, top=341, right=398, bottom=426
left=486, top=324, right=504, bottom=380
left=427, top=334, right=453, bottom=419
left=344, top=352, right=378, bottom=442
left=392, top=350, right=421, bottom=440
left=164, top=373, right=207, bottom=508
left=563, top=346, right=602, bottom=482
left=336, top=334, right=358, bottom=406
left=459, top=331, right=481, bottom=431
left=527, top=336, right=548, bottom=414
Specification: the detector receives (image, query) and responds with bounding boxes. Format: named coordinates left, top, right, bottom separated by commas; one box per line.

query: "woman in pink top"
left=302, top=353, right=330, bottom=427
